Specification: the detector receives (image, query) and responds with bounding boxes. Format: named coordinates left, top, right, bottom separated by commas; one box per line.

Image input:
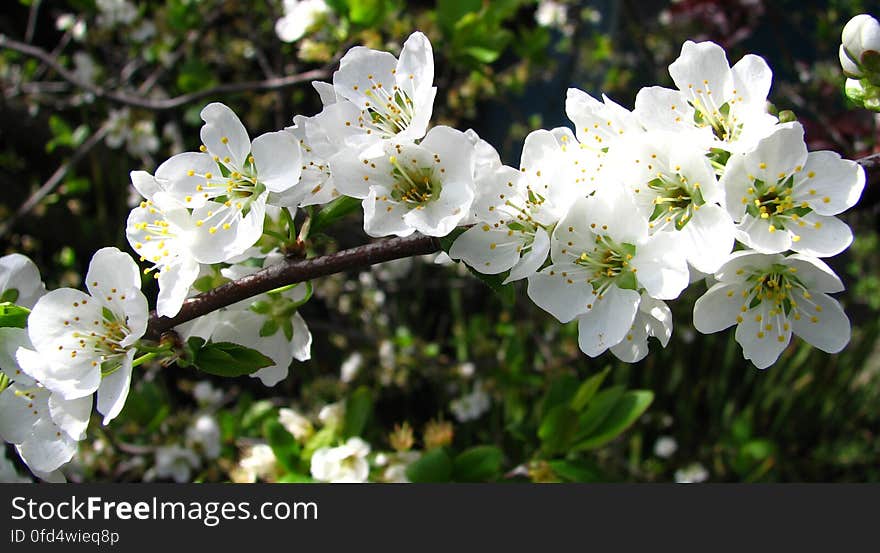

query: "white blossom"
left=310, top=437, right=371, bottom=483
left=332, top=126, right=475, bottom=237
left=720, top=123, right=864, bottom=257
left=635, top=40, right=778, bottom=153
left=693, top=251, right=851, bottom=369
left=275, top=0, right=330, bottom=43
left=21, top=247, right=147, bottom=423
left=0, top=253, right=46, bottom=308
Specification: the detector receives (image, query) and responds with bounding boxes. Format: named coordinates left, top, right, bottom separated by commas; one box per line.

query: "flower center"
left=574, top=235, right=638, bottom=293
left=735, top=263, right=826, bottom=339
left=686, top=82, right=744, bottom=143
left=364, top=81, right=414, bottom=138
left=388, top=155, right=440, bottom=206
left=742, top=174, right=812, bottom=238
left=646, top=172, right=705, bottom=231
left=70, top=307, right=131, bottom=375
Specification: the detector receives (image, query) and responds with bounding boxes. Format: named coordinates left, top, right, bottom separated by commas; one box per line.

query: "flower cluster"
left=0, top=30, right=866, bottom=481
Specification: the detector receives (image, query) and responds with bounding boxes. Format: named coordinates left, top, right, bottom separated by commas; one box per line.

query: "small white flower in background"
left=340, top=352, right=363, bottom=383
left=20, top=247, right=148, bottom=423
left=839, top=14, right=880, bottom=78
left=653, top=436, right=678, bottom=459
left=95, top=0, right=138, bottom=28
left=72, top=52, right=98, bottom=86
left=318, top=402, right=345, bottom=428
left=233, top=444, right=278, bottom=483
left=0, top=253, right=46, bottom=308
left=331, top=126, right=475, bottom=237
left=186, top=414, right=221, bottom=459
left=320, top=32, right=436, bottom=149
left=721, top=122, right=864, bottom=258
left=156, top=103, right=302, bottom=263
left=535, top=1, right=568, bottom=29
left=151, top=445, right=200, bottom=483
left=278, top=408, right=314, bottom=441
left=275, top=0, right=330, bottom=43
left=693, top=251, right=851, bottom=369
left=310, top=437, right=371, bottom=483
left=675, top=462, right=709, bottom=483
left=56, top=14, right=87, bottom=41
left=192, top=381, right=224, bottom=407
left=0, top=450, right=31, bottom=483
left=450, top=128, right=580, bottom=283
left=635, top=40, right=778, bottom=153
left=450, top=381, right=491, bottom=423
left=375, top=450, right=420, bottom=483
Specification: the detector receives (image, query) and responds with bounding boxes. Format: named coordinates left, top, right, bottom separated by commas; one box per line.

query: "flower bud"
left=841, top=14, right=880, bottom=77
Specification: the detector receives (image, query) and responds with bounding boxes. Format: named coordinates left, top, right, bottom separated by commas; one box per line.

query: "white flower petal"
left=576, top=286, right=640, bottom=357
left=735, top=302, right=791, bottom=369
left=96, top=349, right=134, bottom=424
left=793, top=151, right=865, bottom=216
left=0, top=327, right=35, bottom=385
left=290, top=311, right=312, bottom=362
left=792, top=293, right=850, bottom=353
left=630, top=234, right=689, bottom=300
left=155, top=152, right=219, bottom=208
left=504, top=227, right=551, bottom=283
left=199, top=103, right=251, bottom=170
left=448, top=225, right=522, bottom=275
left=252, top=130, right=303, bottom=194
left=782, top=254, right=844, bottom=293
left=17, top=417, right=78, bottom=473
left=735, top=214, right=792, bottom=254
left=156, top=256, right=200, bottom=318
left=48, top=393, right=92, bottom=440
left=130, top=170, right=163, bottom=200
left=402, top=180, right=473, bottom=237
left=789, top=213, right=852, bottom=258
left=693, top=282, right=746, bottom=334
left=681, top=204, right=736, bottom=274
left=527, top=263, right=593, bottom=323
left=362, top=188, right=415, bottom=238
left=0, top=253, right=46, bottom=309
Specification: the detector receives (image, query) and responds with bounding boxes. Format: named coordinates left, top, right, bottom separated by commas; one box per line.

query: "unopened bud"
left=423, top=419, right=454, bottom=449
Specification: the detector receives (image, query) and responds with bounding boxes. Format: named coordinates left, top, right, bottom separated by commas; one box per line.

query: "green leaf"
left=548, top=459, right=603, bottom=482
left=277, top=473, right=316, bottom=483
left=0, top=303, right=29, bottom=329
left=241, top=400, right=276, bottom=433
left=263, top=419, right=302, bottom=474
left=302, top=427, right=336, bottom=463
left=540, top=374, right=579, bottom=419
left=192, top=341, right=275, bottom=377
left=572, top=390, right=654, bottom=451
left=405, top=448, right=453, bottom=483
left=572, top=385, right=625, bottom=442
left=0, top=289, right=19, bottom=304
left=437, top=0, right=481, bottom=33
left=342, top=386, right=373, bottom=439
left=570, top=367, right=611, bottom=412
left=311, top=196, right=362, bottom=233
left=453, top=445, right=503, bottom=482
left=538, top=405, right=579, bottom=455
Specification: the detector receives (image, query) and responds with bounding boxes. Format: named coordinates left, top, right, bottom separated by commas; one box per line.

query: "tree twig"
left=0, top=34, right=333, bottom=111
left=145, top=234, right=442, bottom=339
left=0, top=125, right=110, bottom=237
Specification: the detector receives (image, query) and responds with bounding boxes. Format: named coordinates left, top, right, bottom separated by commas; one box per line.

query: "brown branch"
left=144, top=234, right=441, bottom=339
left=0, top=34, right=332, bottom=111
